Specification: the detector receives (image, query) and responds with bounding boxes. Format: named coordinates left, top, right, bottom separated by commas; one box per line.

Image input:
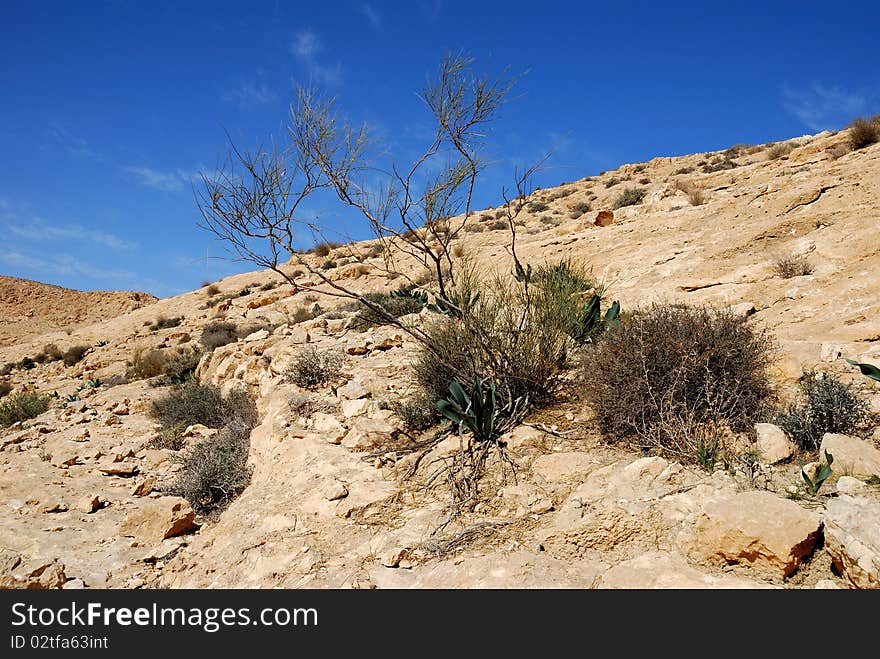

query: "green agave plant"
left=845, top=358, right=880, bottom=383
left=802, top=450, right=834, bottom=495
left=572, top=295, right=620, bottom=344
left=436, top=378, right=498, bottom=445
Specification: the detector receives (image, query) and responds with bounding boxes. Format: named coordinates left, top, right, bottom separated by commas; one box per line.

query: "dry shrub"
left=35, top=344, right=63, bottom=364
left=150, top=380, right=257, bottom=431
left=773, top=253, right=814, bottom=278
left=0, top=391, right=51, bottom=427
left=413, top=260, right=603, bottom=414
left=612, top=187, right=646, bottom=209
left=766, top=142, right=795, bottom=160
left=161, top=347, right=201, bottom=384
left=284, top=347, right=344, bottom=389
left=351, top=286, right=425, bottom=329
left=687, top=188, right=706, bottom=206
left=200, top=321, right=238, bottom=351
left=0, top=381, right=12, bottom=398
left=775, top=372, right=872, bottom=452
left=205, top=283, right=221, bottom=296
left=62, top=345, right=90, bottom=367
left=848, top=115, right=880, bottom=150
left=580, top=304, right=774, bottom=465
left=150, top=316, right=182, bottom=331
left=310, top=240, right=342, bottom=257
left=126, top=348, right=167, bottom=380
left=167, top=419, right=253, bottom=515
left=391, top=393, right=438, bottom=432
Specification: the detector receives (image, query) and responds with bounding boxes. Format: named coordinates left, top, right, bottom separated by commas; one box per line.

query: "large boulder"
left=823, top=496, right=880, bottom=589
left=119, top=497, right=197, bottom=545
left=755, top=423, right=795, bottom=464
left=819, top=433, right=880, bottom=479
left=683, top=491, right=821, bottom=577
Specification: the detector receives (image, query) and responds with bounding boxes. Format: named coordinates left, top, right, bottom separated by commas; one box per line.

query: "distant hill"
left=0, top=275, right=157, bottom=347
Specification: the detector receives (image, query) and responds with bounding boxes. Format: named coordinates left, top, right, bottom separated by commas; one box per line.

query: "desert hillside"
left=1, top=127, right=879, bottom=590
left=0, top=276, right=157, bottom=348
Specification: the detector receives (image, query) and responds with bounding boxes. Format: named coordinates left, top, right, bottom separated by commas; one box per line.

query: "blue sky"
left=2, top=1, right=878, bottom=298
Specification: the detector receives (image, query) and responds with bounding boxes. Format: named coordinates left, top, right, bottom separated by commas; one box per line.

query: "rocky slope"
left=0, top=276, right=157, bottom=348
left=1, top=128, right=879, bottom=589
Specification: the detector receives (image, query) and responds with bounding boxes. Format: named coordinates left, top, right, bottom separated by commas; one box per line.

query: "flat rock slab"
left=683, top=490, right=821, bottom=578
left=598, top=551, right=774, bottom=589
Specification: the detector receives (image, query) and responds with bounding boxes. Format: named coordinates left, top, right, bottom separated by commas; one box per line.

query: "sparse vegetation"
left=0, top=391, right=51, bottom=427
left=35, top=344, right=63, bottom=364
left=0, top=381, right=12, bottom=398
left=391, top=393, right=438, bottom=432
left=160, top=347, right=201, bottom=384
left=527, top=201, right=549, bottom=213
left=847, top=115, right=880, bottom=150
left=773, top=253, right=814, bottom=278
left=126, top=348, right=167, bottom=380
left=150, top=380, right=257, bottom=432
left=766, top=142, right=795, bottom=160
left=62, top=345, right=90, bottom=367
left=284, top=347, right=344, bottom=389
left=351, top=285, right=426, bottom=329
left=580, top=303, right=774, bottom=465
left=200, top=321, right=238, bottom=351
left=167, top=418, right=253, bottom=515
left=310, top=241, right=342, bottom=257
left=611, top=187, right=646, bottom=209
left=149, top=316, right=183, bottom=331
left=775, top=372, right=872, bottom=452
left=568, top=201, right=591, bottom=218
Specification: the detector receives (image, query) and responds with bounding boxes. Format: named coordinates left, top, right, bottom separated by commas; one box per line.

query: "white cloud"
left=0, top=250, right=135, bottom=282
left=360, top=4, right=381, bottom=28
left=293, top=30, right=322, bottom=59
left=291, top=29, right=343, bottom=86
left=125, top=166, right=185, bottom=192
left=783, top=83, right=870, bottom=132
left=224, top=80, right=277, bottom=108
left=46, top=124, right=100, bottom=159
left=5, top=219, right=136, bottom=250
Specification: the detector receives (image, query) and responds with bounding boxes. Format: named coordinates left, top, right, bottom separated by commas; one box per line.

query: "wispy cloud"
left=291, top=29, right=343, bottom=86
left=46, top=124, right=100, bottom=160
left=125, top=166, right=185, bottom=192
left=421, top=0, right=443, bottom=21
left=223, top=80, right=277, bottom=108
left=783, top=83, right=871, bottom=132
left=0, top=250, right=136, bottom=282
left=5, top=220, right=136, bottom=250
left=0, top=200, right=137, bottom=250
left=360, top=4, right=381, bottom=29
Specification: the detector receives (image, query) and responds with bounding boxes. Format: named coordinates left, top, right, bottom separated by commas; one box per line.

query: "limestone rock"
left=76, top=495, right=101, bottom=514
left=322, top=480, right=349, bottom=501
left=531, top=452, right=598, bottom=485
left=341, top=398, right=370, bottom=418
left=819, top=433, right=880, bottom=479
left=594, top=210, right=614, bottom=227
left=836, top=476, right=867, bottom=495
left=311, top=412, right=346, bottom=444
left=755, top=423, right=795, bottom=464
left=599, top=552, right=773, bottom=589
left=130, top=476, right=157, bottom=497
left=823, top=496, right=880, bottom=589
left=119, top=497, right=197, bottom=545
left=98, top=462, right=139, bottom=477
left=341, top=418, right=395, bottom=451
left=338, top=379, right=369, bottom=400
left=683, top=491, right=821, bottom=577
left=62, top=578, right=86, bottom=589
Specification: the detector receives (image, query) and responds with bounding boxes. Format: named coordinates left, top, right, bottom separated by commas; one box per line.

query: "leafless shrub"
left=284, top=347, right=344, bottom=389
left=580, top=304, right=774, bottom=466
left=848, top=115, right=880, bottom=150
left=773, top=253, right=814, bottom=278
